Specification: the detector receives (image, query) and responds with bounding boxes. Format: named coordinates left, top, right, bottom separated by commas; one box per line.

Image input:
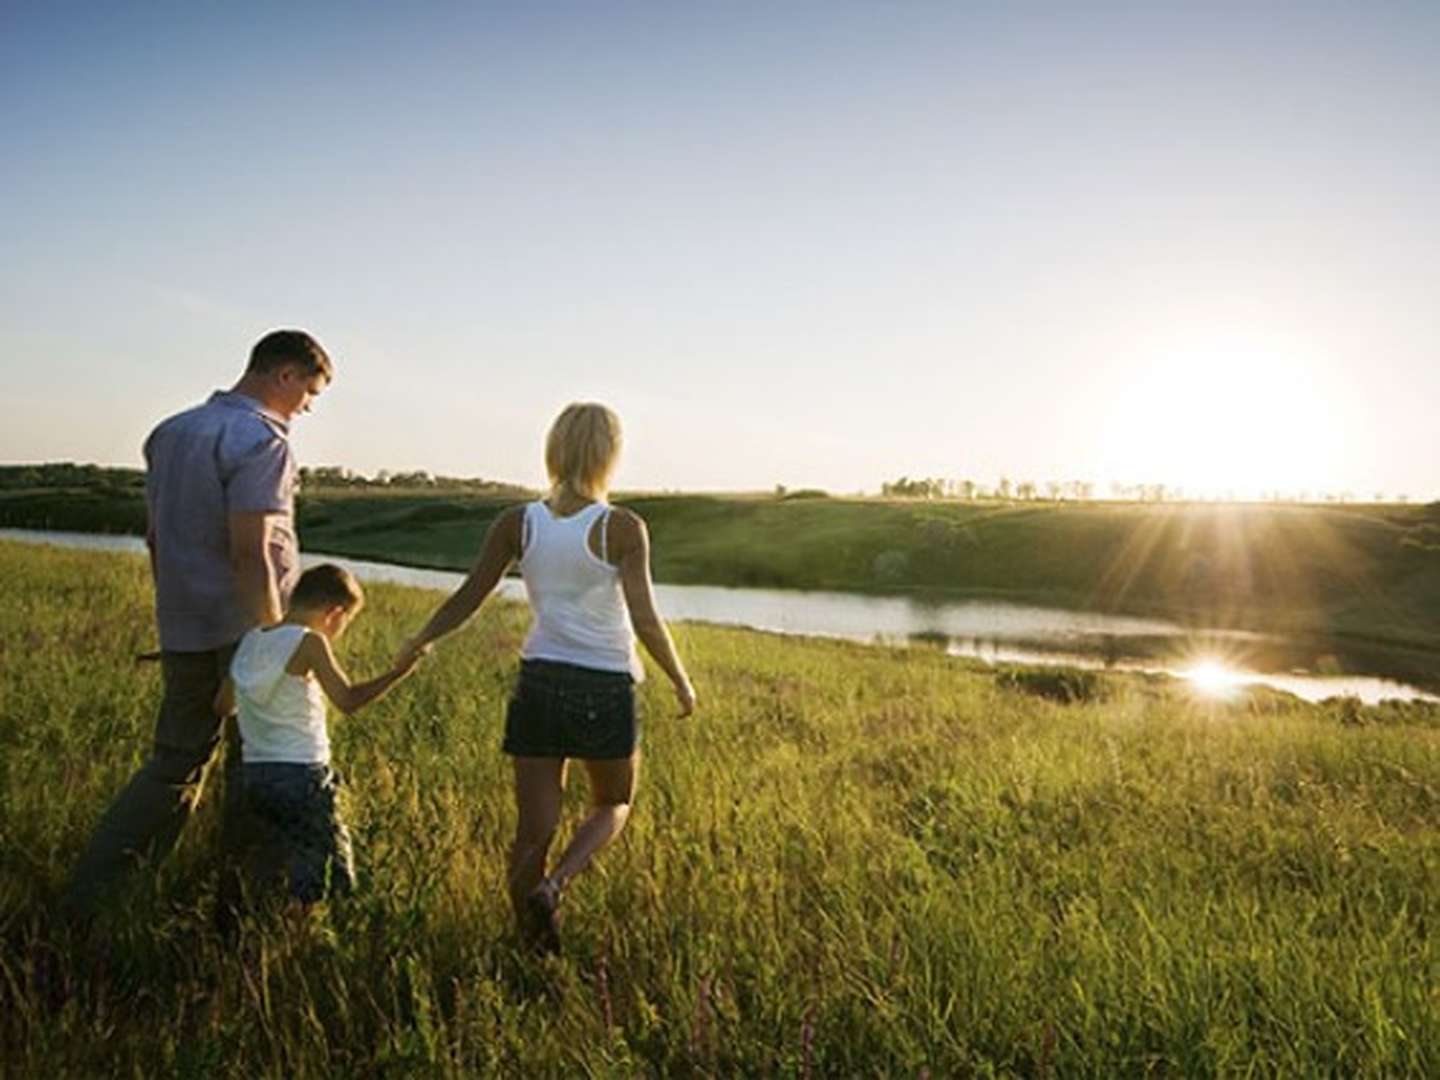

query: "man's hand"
left=214, top=677, right=236, bottom=717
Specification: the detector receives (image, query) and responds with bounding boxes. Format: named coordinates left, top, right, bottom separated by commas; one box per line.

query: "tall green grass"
left=1, top=540, right=1436, bottom=1076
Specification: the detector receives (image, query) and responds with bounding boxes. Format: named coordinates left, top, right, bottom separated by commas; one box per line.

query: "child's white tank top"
left=231, top=623, right=331, bottom=764
left=518, top=500, right=642, bottom=680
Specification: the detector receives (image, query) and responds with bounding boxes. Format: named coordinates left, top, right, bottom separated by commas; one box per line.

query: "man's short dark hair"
left=289, top=564, right=364, bottom=612
left=248, top=329, right=333, bottom=379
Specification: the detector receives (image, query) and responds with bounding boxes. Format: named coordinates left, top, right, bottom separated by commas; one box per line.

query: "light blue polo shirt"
left=144, top=391, right=300, bottom=651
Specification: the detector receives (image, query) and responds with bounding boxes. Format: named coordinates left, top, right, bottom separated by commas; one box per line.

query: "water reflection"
left=3, top=528, right=1434, bottom=706
left=1180, top=660, right=1248, bottom=698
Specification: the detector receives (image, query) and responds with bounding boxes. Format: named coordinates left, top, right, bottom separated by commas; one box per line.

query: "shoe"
left=523, top=885, right=561, bottom=956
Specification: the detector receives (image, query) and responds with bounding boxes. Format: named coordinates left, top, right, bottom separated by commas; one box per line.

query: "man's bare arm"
left=228, top=511, right=282, bottom=627
left=145, top=512, right=158, bottom=580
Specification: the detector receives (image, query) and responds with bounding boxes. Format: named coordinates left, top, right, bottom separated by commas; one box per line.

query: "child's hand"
left=673, top=676, right=697, bottom=718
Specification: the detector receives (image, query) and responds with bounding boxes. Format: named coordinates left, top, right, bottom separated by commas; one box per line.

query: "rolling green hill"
left=5, top=474, right=1440, bottom=655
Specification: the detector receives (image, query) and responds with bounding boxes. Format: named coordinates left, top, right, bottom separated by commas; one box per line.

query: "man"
left=65, top=329, right=332, bottom=918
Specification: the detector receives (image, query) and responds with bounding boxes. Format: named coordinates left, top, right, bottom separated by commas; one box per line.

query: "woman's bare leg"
left=545, top=752, right=640, bottom=894
left=508, top=757, right=566, bottom=925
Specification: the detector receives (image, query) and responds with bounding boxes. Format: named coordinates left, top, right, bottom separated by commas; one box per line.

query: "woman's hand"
left=673, top=676, right=697, bottom=718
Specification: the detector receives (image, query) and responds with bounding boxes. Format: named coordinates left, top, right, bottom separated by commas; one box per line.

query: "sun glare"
left=1181, top=658, right=1249, bottom=699
left=1103, top=325, right=1348, bottom=499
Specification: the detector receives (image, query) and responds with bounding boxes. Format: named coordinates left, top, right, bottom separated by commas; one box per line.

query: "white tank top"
left=519, top=500, right=642, bottom=679
left=231, top=623, right=331, bottom=764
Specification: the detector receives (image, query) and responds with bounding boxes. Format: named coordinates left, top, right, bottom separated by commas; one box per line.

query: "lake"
left=3, top=527, right=1433, bottom=705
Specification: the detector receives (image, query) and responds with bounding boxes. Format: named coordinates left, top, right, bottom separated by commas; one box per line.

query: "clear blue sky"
left=4, top=1, right=1438, bottom=497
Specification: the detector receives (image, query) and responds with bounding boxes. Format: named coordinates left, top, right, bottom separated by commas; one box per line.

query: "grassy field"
left=2, top=540, right=1438, bottom=1075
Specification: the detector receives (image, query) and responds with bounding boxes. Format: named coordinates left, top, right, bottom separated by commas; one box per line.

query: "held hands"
left=392, top=639, right=431, bottom=676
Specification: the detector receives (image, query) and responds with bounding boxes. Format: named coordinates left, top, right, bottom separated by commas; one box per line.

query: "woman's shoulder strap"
left=604, top=505, right=647, bottom=560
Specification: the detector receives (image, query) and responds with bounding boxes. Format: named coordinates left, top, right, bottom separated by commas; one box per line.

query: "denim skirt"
left=502, top=659, right=638, bottom=759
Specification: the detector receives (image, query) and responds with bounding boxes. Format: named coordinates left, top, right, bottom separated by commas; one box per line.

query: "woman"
left=404, top=402, right=696, bottom=952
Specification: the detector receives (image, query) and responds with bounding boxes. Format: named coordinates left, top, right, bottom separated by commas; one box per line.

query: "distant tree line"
left=0, top=463, right=144, bottom=490
left=880, top=476, right=1096, bottom=501
left=879, top=474, right=1410, bottom=505
left=0, top=462, right=1414, bottom=507
left=300, top=466, right=530, bottom=494
left=0, top=462, right=528, bottom=497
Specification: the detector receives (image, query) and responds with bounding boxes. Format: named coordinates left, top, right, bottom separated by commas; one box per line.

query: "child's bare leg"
left=283, top=898, right=314, bottom=941
left=507, top=757, right=566, bottom=924
left=545, top=752, right=639, bottom=895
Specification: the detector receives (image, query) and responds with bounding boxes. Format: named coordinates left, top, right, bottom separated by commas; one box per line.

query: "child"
left=217, top=563, right=425, bottom=904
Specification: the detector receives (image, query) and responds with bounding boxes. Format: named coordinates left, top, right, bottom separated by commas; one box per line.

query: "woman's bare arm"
left=406, top=505, right=524, bottom=654
left=611, top=507, right=695, bottom=716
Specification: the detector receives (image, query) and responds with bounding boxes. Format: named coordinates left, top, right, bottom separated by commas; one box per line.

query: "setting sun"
left=1103, top=326, right=1352, bottom=500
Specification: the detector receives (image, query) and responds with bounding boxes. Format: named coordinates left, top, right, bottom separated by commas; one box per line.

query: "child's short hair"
left=545, top=402, right=623, bottom=499
left=289, top=564, right=364, bottom=612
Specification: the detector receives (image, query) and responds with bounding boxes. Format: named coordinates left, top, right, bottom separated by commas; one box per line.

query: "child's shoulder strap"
left=521, top=499, right=544, bottom=556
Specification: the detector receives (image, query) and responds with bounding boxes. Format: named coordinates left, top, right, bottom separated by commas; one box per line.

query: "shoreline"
left=4, top=528, right=1436, bottom=703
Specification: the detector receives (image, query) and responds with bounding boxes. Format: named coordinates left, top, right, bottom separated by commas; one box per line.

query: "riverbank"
left=5, top=483, right=1440, bottom=656
left=7, top=530, right=1437, bottom=703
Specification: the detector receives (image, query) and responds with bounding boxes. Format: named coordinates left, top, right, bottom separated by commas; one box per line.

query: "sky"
left=3, top=1, right=1438, bottom=498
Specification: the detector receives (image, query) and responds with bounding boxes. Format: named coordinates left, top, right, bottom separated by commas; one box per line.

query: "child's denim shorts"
left=502, top=659, right=638, bottom=760
left=243, top=763, right=355, bottom=903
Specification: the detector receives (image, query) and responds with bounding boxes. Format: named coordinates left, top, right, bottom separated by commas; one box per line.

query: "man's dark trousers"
left=65, top=645, right=245, bottom=912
